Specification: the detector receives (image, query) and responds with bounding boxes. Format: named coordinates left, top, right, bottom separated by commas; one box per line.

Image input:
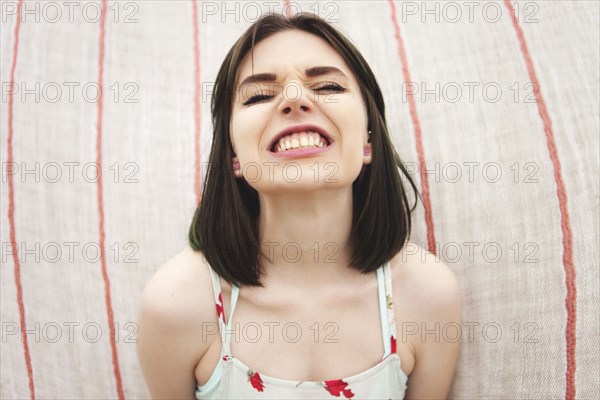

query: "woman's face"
left=230, top=29, right=371, bottom=192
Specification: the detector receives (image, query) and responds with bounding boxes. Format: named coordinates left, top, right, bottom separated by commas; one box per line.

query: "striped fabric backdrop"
left=1, top=0, right=598, bottom=398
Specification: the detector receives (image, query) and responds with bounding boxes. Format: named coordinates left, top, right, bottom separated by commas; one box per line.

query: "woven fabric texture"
left=1, top=1, right=598, bottom=399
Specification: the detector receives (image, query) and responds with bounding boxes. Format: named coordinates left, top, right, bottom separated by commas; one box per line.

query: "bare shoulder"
left=136, top=246, right=217, bottom=398
left=139, top=246, right=215, bottom=331
left=389, top=242, right=462, bottom=398
left=390, top=241, right=462, bottom=320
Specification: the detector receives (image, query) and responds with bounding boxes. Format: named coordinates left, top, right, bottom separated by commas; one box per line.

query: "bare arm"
left=136, top=248, right=214, bottom=399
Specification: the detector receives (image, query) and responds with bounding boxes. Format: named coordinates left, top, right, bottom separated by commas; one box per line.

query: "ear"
left=363, top=143, right=372, bottom=165
left=232, top=156, right=242, bottom=179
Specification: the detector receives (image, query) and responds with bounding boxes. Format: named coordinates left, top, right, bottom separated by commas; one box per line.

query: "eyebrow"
left=237, top=66, right=348, bottom=92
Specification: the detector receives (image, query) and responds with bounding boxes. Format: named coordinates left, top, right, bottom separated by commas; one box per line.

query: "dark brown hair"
left=188, top=12, right=421, bottom=287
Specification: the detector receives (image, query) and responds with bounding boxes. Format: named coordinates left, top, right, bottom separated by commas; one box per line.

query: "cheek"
left=327, top=97, right=368, bottom=145
left=230, top=109, right=247, bottom=138
left=332, top=96, right=367, bottom=129
left=329, top=97, right=368, bottom=171
left=230, top=110, right=265, bottom=154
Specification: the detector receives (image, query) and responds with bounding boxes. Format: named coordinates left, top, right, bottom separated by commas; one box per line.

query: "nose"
left=277, top=82, right=313, bottom=115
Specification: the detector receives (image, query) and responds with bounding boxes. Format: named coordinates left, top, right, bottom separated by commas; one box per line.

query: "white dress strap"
left=222, top=285, right=239, bottom=354
left=377, top=261, right=397, bottom=358
left=207, top=265, right=226, bottom=333
left=206, top=265, right=240, bottom=354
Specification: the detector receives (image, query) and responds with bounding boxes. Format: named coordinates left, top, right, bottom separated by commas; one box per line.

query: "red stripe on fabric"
left=387, top=0, right=437, bottom=254
left=192, top=0, right=203, bottom=205
left=6, top=1, right=36, bottom=398
left=284, top=0, right=292, bottom=18
left=95, top=1, right=125, bottom=398
left=503, top=1, right=577, bottom=398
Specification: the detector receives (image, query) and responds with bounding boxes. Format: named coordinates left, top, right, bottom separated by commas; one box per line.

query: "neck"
left=257, top=187, right=357, bottom=284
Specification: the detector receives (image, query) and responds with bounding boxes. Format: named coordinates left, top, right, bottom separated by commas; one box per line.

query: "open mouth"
left=270, top=131, right=331, bottom=153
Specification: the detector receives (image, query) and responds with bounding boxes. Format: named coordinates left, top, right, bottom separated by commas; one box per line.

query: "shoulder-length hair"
left=189, top=12, right=421, bottom=287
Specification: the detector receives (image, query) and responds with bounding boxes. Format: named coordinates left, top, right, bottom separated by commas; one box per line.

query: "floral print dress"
left=195, top=261, right=408, bottom=399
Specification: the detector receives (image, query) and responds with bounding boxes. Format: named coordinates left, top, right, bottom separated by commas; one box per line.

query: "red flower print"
left=391, top=334, right=397, bottom=354
left=215, top=293, right=225, bottom=324
left=222, top=355, right=230, bottom=362
left=248, top=370, right=265, bottom=392
left=324, top=379, right=355, bottom=398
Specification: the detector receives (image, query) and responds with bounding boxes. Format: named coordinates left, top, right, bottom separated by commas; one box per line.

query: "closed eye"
left=314, top=82, right=345, bottom=92
left=243, top=91, right=273, bottom=106
left=242, top=82, right=346, bottom=106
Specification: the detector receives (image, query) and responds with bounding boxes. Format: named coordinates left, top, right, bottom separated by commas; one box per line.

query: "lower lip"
left=269, top=142, right=334, bottom=158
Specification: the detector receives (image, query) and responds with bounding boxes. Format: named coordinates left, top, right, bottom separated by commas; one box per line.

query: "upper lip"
left=268, top=124, right=333, bottom=151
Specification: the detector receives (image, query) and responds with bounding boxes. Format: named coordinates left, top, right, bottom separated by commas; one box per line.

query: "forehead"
left=236, top=30, right=356, bottom=86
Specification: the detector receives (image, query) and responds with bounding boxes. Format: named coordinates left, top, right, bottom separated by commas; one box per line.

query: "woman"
left=137, top=12, right=461, bottom=400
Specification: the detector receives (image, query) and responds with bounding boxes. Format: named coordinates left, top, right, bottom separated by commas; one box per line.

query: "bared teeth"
left=274, top=131, right=327, bottom=152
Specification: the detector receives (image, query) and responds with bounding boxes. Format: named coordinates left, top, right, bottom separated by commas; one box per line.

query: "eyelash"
left=242, top=83, right=346, bottom=106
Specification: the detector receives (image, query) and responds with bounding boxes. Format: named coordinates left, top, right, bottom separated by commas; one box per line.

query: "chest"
left=225, top=280, right=414, bottom=381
